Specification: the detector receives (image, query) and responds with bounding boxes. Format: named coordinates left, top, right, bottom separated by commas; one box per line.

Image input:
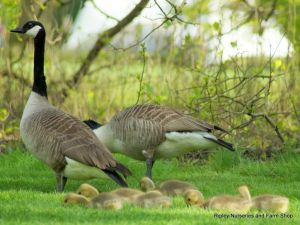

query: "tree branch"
left=64, top=0, right=150, bottom=97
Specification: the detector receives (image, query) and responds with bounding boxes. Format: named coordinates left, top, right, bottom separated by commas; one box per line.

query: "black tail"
left=102, top=169, right=128, bottom=187
left=115, top=162, right=132, bottom=177
left=83, top=119, right=102, bottom=129
left=213, top=125, right=230, bottom=134
left=103, top=162, right=132, bottom=187
left=204, top=136, right=235, bottom=151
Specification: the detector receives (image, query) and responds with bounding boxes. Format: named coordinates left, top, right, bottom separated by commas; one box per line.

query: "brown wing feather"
left=38, top=108, right=117, bottom=170
left=109, top=104, right=225, bottom=148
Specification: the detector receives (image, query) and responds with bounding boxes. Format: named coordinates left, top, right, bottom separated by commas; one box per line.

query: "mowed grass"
left=0, top=146, right=300, bottom=225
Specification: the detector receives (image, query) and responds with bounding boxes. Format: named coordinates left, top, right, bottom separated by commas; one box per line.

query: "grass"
left=0, top=146, right=300, bottom=225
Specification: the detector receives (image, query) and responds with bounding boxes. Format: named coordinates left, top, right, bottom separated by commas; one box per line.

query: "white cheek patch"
left=25, top=25, right=42, bottom=37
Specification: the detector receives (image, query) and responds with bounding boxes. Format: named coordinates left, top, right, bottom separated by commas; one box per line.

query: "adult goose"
left=84, top=104, right=234, bottom=179
left=11, top=21, right=131, bottom=192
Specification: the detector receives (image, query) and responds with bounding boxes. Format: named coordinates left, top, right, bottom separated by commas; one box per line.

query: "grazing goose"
left=11, top=21, right=131, bottom=192
left=140, top=176, right=199, bottom=197
left=84, top=104, right=234, bottom=178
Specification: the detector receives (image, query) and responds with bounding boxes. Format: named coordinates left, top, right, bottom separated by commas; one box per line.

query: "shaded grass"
left=0, top=147, right=300, bottom=224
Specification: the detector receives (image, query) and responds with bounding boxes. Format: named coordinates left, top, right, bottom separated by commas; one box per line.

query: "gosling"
left=184, top=189, right=205, bottom=207
left=110, top=188, right=144, bottom=203
left=64, top=192, right=122, bottom=210
left=203, top=185, right=253, bottom=213
left=132, top=190, right=172, bottom=208
left=76, top=183, right=99, bottom=198
left=140, top=177, right=197, bottom=197
left=252, top=194, right=289, bottom=213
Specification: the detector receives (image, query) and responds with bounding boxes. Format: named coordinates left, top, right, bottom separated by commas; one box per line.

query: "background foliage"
left=1, top=0, right=300, bottom=161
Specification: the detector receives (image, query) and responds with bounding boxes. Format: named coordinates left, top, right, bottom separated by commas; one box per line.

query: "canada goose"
left=140, top=176, right=198, bottom=197
left=252, top=195, right=289, bottom=213
left=11, top=21, right=131, bottom=192
left=203, top=186, right=253, bottom=213
left=184, top=189, right=205, bottom=207
left=84, top=104, right=234, bottom=178
left=64, top=192, right=122, bottom=210
left=132, top=190, right=172, bottom=208
left=76, top=183, right=99, bottom=198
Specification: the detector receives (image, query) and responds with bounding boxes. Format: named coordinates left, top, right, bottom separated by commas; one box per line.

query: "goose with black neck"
left=11, top=21, right=131, bottom=192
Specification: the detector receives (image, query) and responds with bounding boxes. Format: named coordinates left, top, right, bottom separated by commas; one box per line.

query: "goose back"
left=108, top=104, right=223, bottom=150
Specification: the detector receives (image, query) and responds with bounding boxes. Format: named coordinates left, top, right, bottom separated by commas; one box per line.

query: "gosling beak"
left=10, top=27, right=24, bottom=33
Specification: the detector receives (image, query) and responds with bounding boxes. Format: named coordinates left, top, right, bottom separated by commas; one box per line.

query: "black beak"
left=10, top=27, right=24, bottom=33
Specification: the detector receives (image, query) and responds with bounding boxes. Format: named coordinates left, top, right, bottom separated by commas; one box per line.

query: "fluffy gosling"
left=110, top=188, right=144, bottom=203
left=133, top=190, right=172, bottom=208
left=204, top=186, right=253, bottom=213
left=64, top=193, right=90, bottom=206
left=140, top=177, right=197, bottom=197
left=252, top=195, right=289, bottom=213
left=76, top=183, right=99, bottom=198
left=184, top=189, right=205, bottom=207
left=64, top=192, right=122, bottom=210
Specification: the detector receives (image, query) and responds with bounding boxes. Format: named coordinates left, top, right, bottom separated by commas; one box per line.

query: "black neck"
left=32, top=30, right=47, bottom=98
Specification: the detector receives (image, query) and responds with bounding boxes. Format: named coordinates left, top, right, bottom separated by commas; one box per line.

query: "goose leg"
left=145, top=158, right=155, bottom=179
left=142, top=149, right=155, bottom=179
left=55, top=172, right=67, bottom=192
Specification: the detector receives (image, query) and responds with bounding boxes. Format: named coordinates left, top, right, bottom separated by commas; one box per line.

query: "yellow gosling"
left=140, top=177, right=155, bottom=192
left=158, top=180, right=197, bottom=197
left=110, top=188, right=144, bottom=203
left=133, top=190, right=172, bottom=208
left=76, top=183, right=99, bottom=198
left=91, top=192, right=123, bottom=210
left=204, top=186, right=253, bottom=213
left=184, top=189, right=205, bottom=207
left=140, top=177, right=198, bottom=197
left=238, top=185, right=251, bottom=200
left=204, top=195, right=253, bottom=213
left=64, top=192, right=122, bottom=210
left=64, top=193, right=91, bottom=206
left=252, top=195, right=289, bottom=213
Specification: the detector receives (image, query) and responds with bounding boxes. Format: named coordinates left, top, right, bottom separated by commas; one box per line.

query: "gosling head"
left=64, top=193, right=90, bottom=206
left=140, top=177, right=155, bottom=192
left=184, top=189, right=205, bottom=207
left=238, top=185, right=251, bottom=200
left=11, top=21, right=45, bottom=38
left=76, top=183, right=99, bottom=198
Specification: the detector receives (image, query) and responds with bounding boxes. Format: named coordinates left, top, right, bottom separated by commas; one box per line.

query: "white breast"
left=21, top=92, right=50, bottom=121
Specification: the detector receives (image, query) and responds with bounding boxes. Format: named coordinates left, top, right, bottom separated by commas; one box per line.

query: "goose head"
left=11, top=21, right=45, bottom=38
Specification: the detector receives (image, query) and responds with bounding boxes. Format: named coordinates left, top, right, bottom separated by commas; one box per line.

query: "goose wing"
left=36, top=108, right=131, bottom=176
left=109, top=104, right=226, bottom=148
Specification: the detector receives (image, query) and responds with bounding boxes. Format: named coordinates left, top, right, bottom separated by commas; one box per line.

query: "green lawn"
left=0, top=146, right=299, bottom=225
